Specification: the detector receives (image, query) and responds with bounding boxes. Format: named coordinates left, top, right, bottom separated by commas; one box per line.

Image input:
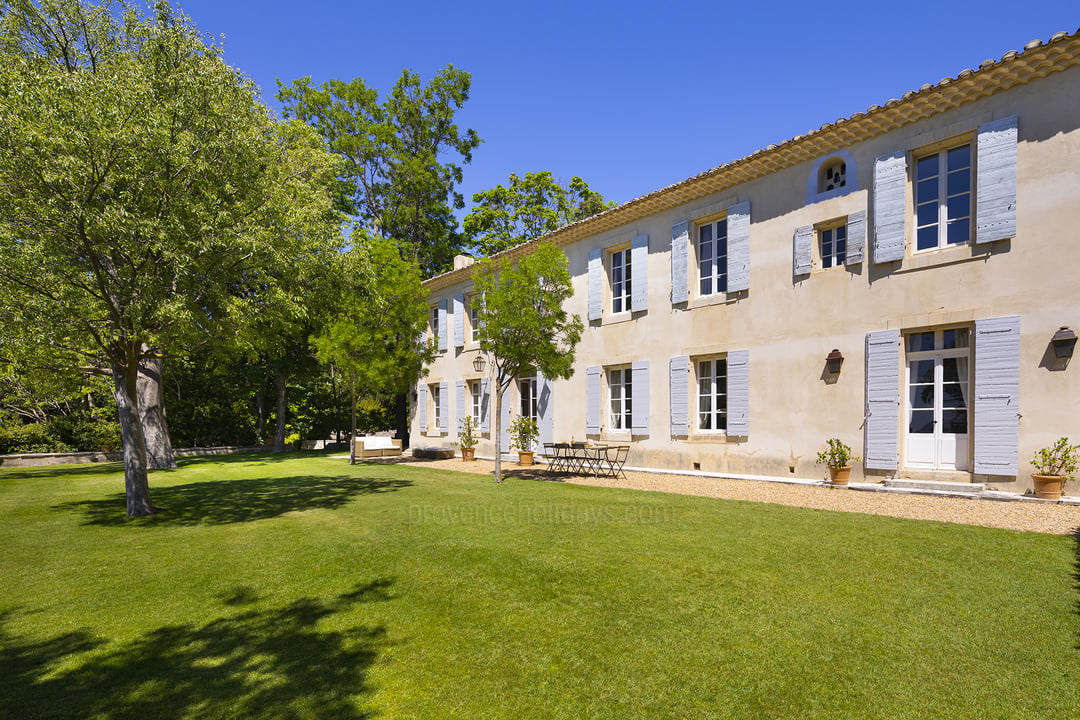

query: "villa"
left=415, top=30, right=1080, bottom=493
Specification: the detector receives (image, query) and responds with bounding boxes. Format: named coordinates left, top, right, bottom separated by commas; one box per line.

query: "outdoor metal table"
left=543, top=443, right=629, bottom=480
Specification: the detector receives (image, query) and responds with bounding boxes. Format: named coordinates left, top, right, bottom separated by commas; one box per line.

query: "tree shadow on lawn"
left=0, top=579, right=393, bottom=720
left=53, top=474, right=413, bottom=527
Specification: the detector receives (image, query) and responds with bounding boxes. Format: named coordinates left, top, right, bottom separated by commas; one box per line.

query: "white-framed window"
left=608, top=367, right=633, bottom=432
left=610, top=247, right=632, bottom=314
left=429, top=383, right=441, bottom=433
left=905, top=327, right=971, bottom=471
left=696, top=357, right=727, bottom=432
left=467, top=293, right=482, bottom=342
left=915, top=143, right=972, bottom=251
left=430, top=305, right=440, bottom=344
left=697, top=216, right=728, bottom=297
left=469, top=380, right=482, bottom=427
left=820, top=223, right=847, bottom=269
left=520, top=375, right=537, bottom=422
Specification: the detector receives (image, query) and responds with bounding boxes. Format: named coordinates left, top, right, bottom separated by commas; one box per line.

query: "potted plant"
left=816, top=438, right=858, bottom=486
left=1030, top=437, right=1080, bottom=500
left=509, top=415, right=539, bottom=466
left=457, top=416, right=478, bottom=461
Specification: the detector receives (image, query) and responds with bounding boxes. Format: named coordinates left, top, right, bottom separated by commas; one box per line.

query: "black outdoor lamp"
left=472, top=353, right=487, bottom=373
left=1052, top=326, right=1077, bottom=359
left=826, top=349, right=844, bottom=375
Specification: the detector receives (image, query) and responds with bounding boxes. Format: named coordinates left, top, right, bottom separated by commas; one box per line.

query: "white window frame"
left=819, top=221, right=847, bottom=269
left=519, top=375, right=537, bottom=423
left=904, top=327, right=972, bottom=470
left=467, top=293, right=482, bottom=343
left=430, top=305, right=440, bottom=345
left=609, top=246, right=632, bottom=314
left=607, top=366, right=633, bottom=432
left=469, top=380, right=482, bottom=428
left=696, top=215, right=728, bottom=297
left=914, top=141, right=972, bottom=253
left=694, top=356, right=727, bottom=433
left=429, top=383, right=441, bottom=435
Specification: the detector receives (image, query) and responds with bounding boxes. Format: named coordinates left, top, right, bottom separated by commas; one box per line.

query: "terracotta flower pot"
left=461, top=447, right=475, bottom=462
left=829, top=465, right=852, bottom=486
left=1032, top=474, right=1066, bottom=500
left=518, top=450, right=534, bottom=466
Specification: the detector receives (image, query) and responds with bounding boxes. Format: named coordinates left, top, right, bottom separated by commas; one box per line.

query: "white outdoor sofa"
left=354, top=436, right=403, bottom=458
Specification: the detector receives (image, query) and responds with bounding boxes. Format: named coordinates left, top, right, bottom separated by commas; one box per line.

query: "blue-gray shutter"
left=975, top=115, right=1018, bottom=245
left=671, top=221, right=689, bottom=305
left=873, top=151, right=907, bottom=263
left=456, top=380, right=466, bottom=427
left=500, top=385, right=513, bottom=451
left=669, top=356, right=690, bottom=436
left=793, top=225, right=813, bottom=276
left=864, top=330, right=900, bottom=470
left=417, top=384, right=427, bottom=434
left=974, top=315, right=1020, bottom=475
left=846, top=210, right=866, bottom=265
left=453, top=294, right=465, bottom=347
left=631, top=360, right=649, bottom=436
left=537, top=370, right=554, bottom=448
left=585, top=366, right=602, bottom=434
left=437, top=299, right=448, bottom=352
left=726, top=349, right=749, bottom=437
left=480, top=378, right=490, bottom=433
left=438, top=381, right=449, bottom=433
left=727, top=201, right=750, bottom=292
left=588, top=247, right=603, bottom=321
left=631, top=233, right=648, bottom=313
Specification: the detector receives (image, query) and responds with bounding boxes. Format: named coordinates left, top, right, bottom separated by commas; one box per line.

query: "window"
left=610, top=247, right=632, bottom=314
left=430, top=305, right=440, bottom=344
left=818, top=157, right=846, bottom=193
left=608, top=367, right=633, bottom=431
left=467, top=294, right=482, bottom=342
left=520, top=375, right=537, bottom=422
left=905, top=327, right=970, bottom=471
left=430, top=384, right=441, bottom=433
left=696, top=357, right=727, bottom=432
left=820, top=223, right=847, bottom=269
left=470, top=380, right=482, bottom=427
left=697, top=217, right=728, bottom=296
left=915, top=143, right=971, bottom=251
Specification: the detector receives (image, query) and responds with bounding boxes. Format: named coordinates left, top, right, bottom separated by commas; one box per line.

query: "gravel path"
left=381, top=456, right=1080, bottom=536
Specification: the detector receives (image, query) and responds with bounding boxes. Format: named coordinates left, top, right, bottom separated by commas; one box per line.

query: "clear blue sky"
left=173, top=0, right=1077, bottom=219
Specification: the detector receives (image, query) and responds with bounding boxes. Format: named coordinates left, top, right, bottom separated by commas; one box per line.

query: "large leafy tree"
left=471, top=242, right=583, bottom=483
left=311, top=234, right=432, bottom=464
left=0, top=0, right=339, bottom=515
left=464, top=171, right=617, bottom=256
left=278, top=65, right=482, bottom=278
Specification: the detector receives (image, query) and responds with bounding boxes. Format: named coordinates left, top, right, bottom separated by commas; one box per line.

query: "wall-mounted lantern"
left=826, top=349, right=844, bottom=375
left=472, top=353, right=487, bottom=373
left=1052, top=327, right=1077, bottom=359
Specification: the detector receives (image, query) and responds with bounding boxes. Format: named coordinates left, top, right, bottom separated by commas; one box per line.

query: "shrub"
left=0, top=422, right=73, bottom=454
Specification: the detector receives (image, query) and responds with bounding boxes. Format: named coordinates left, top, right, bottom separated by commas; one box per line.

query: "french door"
left=905, top=329, right=970, bottom=471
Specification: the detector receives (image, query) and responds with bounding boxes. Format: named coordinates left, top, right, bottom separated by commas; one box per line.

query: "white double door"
left=906, top=351, right=969, bottom=470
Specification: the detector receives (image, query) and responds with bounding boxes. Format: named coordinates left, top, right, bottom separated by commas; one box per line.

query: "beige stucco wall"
left=416, top=63, right=1080, bottom=493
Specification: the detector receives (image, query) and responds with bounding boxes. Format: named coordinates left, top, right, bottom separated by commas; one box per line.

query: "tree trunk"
left=494, top=382, right=503, bottom=483
left=394, top=392, right=409, bottom=450
left=112, top=360, right=156, bottom=516
left=273, top=368, right=287, bottom=453
left=255, top=390, right=266, bottom=443
left=137, top=354, right=175, bottom=469
left=349, top=387, right=357, bottom=466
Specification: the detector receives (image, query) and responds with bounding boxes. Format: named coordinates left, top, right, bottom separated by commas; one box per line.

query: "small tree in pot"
left=816, top=438, right=858, bottom=486
left=1031, top=437, right=1080, bottom=500
left=509, top=415, right=539, bottom=466
left=457, top=416, right=479, bottom=461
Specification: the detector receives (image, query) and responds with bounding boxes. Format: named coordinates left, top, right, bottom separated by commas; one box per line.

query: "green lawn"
left=1, top=453, right=1077, bottom=719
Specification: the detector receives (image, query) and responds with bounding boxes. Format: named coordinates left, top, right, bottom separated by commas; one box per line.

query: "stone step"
left=884, top=478, right=985, bottom=494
